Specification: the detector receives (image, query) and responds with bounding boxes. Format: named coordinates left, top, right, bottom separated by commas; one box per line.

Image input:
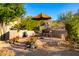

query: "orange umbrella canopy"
left=32, top=13, right=51, bottom=20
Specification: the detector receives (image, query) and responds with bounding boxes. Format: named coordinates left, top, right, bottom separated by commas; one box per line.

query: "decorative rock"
left=35, top=40, right=44, bottom=48
left=61, top=34, right=65, bottom=41
left=0, top=48, right=16, bottom=56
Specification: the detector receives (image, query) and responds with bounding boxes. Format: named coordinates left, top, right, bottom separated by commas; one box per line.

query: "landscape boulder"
left=35, top=40, right=44, bottom=48
left=0, top=48, right=16, bottom=56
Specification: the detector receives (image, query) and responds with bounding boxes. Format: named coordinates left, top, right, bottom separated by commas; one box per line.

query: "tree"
left=59, top=11, right=73, bottom=23
left=59, top=13, right=66, bottom=20
left=0, top=3, right=25, bottom=39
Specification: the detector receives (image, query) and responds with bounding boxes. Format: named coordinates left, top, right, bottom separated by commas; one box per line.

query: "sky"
left=24, top=3, right=79, bottom=20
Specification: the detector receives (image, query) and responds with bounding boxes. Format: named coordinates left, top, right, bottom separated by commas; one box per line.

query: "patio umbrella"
left=32, top=13, right=51, bottom=20
left=32, top=13, right=52, bottom=38
left=32, top=13, right=52, bottom=31
left=32, top=13, right=52, bottom=26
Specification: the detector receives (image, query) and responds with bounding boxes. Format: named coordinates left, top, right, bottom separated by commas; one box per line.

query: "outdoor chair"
left=42, top=28, right=51, bottom=37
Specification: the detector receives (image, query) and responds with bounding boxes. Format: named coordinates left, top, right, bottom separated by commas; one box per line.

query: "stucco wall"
left=9, top=30, right=35, bottom=39
left=9, top=30, right=18, bottom=39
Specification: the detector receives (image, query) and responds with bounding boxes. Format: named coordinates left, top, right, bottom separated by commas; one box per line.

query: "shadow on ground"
left=25, top=49, right=79, bottom=56
left=9, top=47, right=79, bottom=56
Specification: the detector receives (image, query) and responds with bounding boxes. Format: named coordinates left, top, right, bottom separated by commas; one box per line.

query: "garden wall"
left=9, top=30, right=35, bottom=39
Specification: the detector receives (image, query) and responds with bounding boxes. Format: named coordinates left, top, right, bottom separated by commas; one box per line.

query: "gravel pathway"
left=9, top=37, right=79, bottom=56
left=1, top=37, right=79, bottom=56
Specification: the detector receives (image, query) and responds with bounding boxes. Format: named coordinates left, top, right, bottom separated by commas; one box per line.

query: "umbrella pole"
left=39, top=20, right=45, bottom=39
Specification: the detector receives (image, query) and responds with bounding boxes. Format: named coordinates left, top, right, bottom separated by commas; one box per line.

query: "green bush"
left=51, top=21, right=63, bottom=27
left=59, top=11, right=79, bottom=44
left=13, top=16, right=47, bottom=31
left=65, top=16, right=79, bottom=43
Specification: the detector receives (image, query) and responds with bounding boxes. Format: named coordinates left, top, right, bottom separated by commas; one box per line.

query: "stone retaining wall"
left=9, top=30, right=35, bottom=39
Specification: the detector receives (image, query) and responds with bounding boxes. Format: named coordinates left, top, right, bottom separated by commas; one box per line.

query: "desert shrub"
left=0, top=48, right=16, bottom=56
left=7, top=36, right=19, bottom=44
left=13, top=16, right=48, bottom=31
left=51, top=21, right=64, bottom=28
left=26, top=37, right=37, bottom=43
left=52, top=21, right=59, bottom=27
left=65, top=15, right=79, bottom=44
left=13, top=17, right=40, bottom=30
left=59, top=11, right=79, bottom=44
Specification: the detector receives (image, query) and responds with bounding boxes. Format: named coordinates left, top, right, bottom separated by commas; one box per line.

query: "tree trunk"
left=0, top=24, right=3, bottom=39
left=0, top=22, right=6, bottom=40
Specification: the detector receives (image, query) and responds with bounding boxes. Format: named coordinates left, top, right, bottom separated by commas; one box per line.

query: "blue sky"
left=24, top=3, right=79, bottom=20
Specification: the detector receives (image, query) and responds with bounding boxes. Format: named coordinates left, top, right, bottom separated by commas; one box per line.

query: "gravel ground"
left=0, top=41, right=11, bottom=49
left=10, top=40, right=79, bottom=56
left=1, top=37, right=79, bottom=56
left=12, top=46, right=79, bottom=56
